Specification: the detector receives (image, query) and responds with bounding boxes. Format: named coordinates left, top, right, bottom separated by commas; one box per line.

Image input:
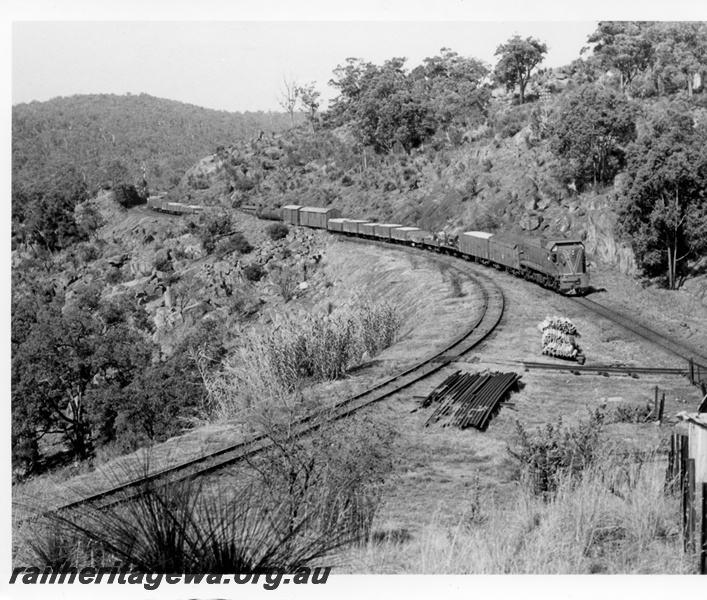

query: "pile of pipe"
left=538, top=315, right=581, bottom=360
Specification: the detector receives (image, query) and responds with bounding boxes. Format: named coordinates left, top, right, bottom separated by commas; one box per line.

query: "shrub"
left=20, top=414, right=397, bottom=572
left=219, top=297, right=402, bottom=410
left=507, top=408, right=605, bottom=498
left=216, top=232, right=253, bottom=256
left=266, top=222, right=289, bottom=241
left=243, top=263, right=265, bottom=282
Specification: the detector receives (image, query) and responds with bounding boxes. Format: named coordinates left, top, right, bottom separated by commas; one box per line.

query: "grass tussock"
left=352, top=451, right=689, bottom=574
left=203, top=296, right=402, bottom=420
left=16, top=412, right=398, bottom=572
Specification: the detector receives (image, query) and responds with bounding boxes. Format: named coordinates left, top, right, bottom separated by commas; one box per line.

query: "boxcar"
left=299, top=207, right=342, bottom=229
left=373, top=223, right=403, bottom=240
left=282, top=205, right=302, bottom=225
left=488, top=233, right=521, bottom=270
left=327, top=218, right=350, bottom=233
left=391, top=226, right=421, bottom=242
left=360, top=222, right=380, bottom=238
left=342, top=219, right=370, bottom=235
left=459, top=231, right=492, bottom=261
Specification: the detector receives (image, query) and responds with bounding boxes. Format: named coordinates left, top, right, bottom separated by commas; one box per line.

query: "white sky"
left=6, top=1, right=707, bottom=113
left=12, top=21, right=598, bottom=112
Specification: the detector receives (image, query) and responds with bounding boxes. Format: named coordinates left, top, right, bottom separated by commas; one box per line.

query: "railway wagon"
left=327, top=217, right=351, bottom=233
left=374, top=223, right=403, bottom=240
left=391, top=226, right=421, bottom=242
left=342, top=219, right=370, bottom=235
left=360, top=222, right=380, bottom=238
left=299, top=207, right=342, bottom=229
left=407, top=229, right=431, bottom=246
left=459, top=231, right=492, bottom=261
left=258, top=206, right=283, bottom=221
left=488, top=233, right=521, bottom=270
left=282, top=205, right=302, bottom=225
left=520, top=237, right=589, bottom=293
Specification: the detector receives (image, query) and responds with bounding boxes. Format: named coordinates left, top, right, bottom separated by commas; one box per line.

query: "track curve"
left=47, top=242, right=504, bottom=513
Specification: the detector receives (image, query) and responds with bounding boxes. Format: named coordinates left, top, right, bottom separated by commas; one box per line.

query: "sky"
left=12, top=20, right=597, bottom=113
left=6, top=0, right=707, bottom=114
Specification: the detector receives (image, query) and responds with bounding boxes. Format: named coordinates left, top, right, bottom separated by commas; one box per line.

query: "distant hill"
left=12, top=93, right=301, bottom=195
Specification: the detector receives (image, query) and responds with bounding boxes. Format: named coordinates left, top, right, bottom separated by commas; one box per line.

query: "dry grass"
left=346, top=451, right=691, bottom=574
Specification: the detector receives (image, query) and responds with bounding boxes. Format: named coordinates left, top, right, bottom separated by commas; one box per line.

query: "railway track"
left=571, top=296, right=707, bottom=370
left=46, top=244, right=504, bottom=513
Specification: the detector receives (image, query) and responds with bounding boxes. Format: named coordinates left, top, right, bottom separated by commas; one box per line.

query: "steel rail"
left=521, top=361, right=689, bottom=376
left=47, top=242, right=505, bottom=514
left=571, top=296, right=707, bottom=367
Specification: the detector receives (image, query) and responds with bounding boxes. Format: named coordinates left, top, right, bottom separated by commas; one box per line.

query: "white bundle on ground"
left=537, top=315, right=578, bottom=335
left=538, top=315, right=582, bottom=360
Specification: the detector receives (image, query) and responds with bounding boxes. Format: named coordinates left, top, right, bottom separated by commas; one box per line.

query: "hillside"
left=11, top=93, right=301, bottom=195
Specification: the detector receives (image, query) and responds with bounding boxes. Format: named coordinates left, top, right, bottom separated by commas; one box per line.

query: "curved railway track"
left=48, top=243, right=504, bottom=513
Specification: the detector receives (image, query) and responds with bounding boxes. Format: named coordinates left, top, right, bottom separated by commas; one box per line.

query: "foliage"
left=243, top=263, right=265, bottom=282
left=494, top=35, right=548, bottom=104
left=297, top=82, right=321, bottom=126
left=507, top=408, right=605, bottom=498
left=218, top=297, right=402, bottom=411
left=12, top=286, right=155, bottom=468
left=328, top=49, right=489, bottom=154
left=195, top=209, right=236, bottom=254
left=12, top=172, right=90, bottom=251
left=649, top=22, right=707, bottom=96
left=12, top=93, right=299, bottom=199
left=586, top=22, right=654, bottom=91
left=266, top=222, right=290, bottom=241
left=548, top=85, right=638, bottom=189
left=617, top=101, right=707, bottom=288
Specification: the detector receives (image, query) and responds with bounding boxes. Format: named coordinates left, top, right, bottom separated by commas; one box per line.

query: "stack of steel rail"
left=422, top=370, right=521, bottom=430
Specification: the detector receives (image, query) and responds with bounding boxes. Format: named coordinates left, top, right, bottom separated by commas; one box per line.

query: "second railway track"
left=46, top=243, right=505, bottom=514
left=571, top=296, right=707, bottom=370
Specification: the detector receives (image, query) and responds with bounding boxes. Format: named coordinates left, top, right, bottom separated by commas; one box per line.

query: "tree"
left=297, top=82, right=321, bottom=128
left=12, top=286, right=154, bottom=465
left=549, top=85, right=638, bottom=190
left=586, top=22, right=653, bottom=91
left=617, top=102, right=707, bottom=289
left=494, top=35, right=547, bottom=104
left=411, top=48, right=490, bottom=144
left=278, top=76, right=299, bottom=127
left=650, top=22, right=707, bottom=96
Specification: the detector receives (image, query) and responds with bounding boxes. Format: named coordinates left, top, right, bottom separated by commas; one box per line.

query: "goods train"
left=242, top=204, right=589, bottom=295
left=147, top=196, right=204, bottom=215
left=154, top=201, right=589, bottom=295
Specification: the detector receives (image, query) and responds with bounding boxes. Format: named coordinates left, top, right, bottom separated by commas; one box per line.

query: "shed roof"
left=282, top=205, right=302, bottom=210
left=463, top=231, right=493, bottom=239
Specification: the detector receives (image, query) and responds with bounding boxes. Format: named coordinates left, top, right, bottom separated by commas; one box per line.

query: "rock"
left=298, top=282, right=309, bottom=291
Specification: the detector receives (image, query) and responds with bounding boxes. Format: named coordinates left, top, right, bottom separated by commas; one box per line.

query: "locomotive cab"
left=549, top=240, right=589, bottom=294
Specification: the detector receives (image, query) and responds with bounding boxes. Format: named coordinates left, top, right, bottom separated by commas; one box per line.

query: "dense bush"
left=243, top=263, right=265, bottom=282
left=266, top=222, right=289, bottom=241
left=507, top=408, right=605, bottom=498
